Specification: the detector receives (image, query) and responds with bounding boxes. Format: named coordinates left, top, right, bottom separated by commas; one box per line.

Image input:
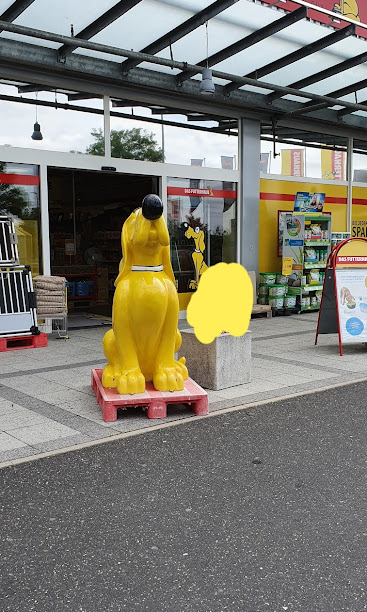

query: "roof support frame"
left=121, top=0, right=239, bottom=73
left=176, top=6, right=307, bottom=84
left=0, top=0, right=35, bottom=32
left=338, top=101, right=367, bottom=118
left=267, top=51, right=367, bottom=103
left=2, top=21, right=367, bottom=139
left=225, top=23, right=355, bottom=94
left=287, top=78, right=367, bottom=117
left=57, top=0, right=144, bottom=60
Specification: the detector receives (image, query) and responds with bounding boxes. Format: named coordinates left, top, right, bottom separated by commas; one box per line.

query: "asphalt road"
left=2, top=382, right=367, bottom=612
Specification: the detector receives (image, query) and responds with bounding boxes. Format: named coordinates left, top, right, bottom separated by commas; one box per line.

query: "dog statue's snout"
left=142, top=194, right=163, bottom=221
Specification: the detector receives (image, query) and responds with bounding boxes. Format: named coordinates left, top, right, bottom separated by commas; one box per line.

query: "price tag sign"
left=65, top=239, right=75, bottom=256
left=282, top=257, right=293, bottom=276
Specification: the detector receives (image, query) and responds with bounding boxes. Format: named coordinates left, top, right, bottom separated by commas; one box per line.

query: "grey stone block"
left=179, top=330, right=251, bottom=391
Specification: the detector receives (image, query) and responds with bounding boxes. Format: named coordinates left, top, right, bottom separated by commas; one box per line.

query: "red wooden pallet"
left=91, top=368, right=208, bottom=422
left=0, top=333, right=48, bottom=352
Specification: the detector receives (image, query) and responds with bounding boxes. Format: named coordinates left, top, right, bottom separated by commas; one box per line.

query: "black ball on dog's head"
left=142, top=194, right=163, bottom=220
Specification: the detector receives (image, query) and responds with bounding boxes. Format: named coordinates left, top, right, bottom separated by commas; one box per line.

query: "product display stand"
left=282, top=213, right=332, bottom=312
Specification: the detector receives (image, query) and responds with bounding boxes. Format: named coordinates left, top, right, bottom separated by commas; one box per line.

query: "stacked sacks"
left=34, top=276, right=67, bottom=318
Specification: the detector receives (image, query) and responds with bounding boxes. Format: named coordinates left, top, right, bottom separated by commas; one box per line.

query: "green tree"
left=0, top=162, right=32, bottom=219
left=86, top=127, right=163, bottom=161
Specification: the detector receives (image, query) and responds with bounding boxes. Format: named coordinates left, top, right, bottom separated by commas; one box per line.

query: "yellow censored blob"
left=187, top=262, right=253, bottom=344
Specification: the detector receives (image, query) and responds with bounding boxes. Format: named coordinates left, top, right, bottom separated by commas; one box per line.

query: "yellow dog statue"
left=102, top=194, right=188, bottom=395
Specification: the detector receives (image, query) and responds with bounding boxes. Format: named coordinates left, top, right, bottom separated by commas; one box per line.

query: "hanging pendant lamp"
left=31, top=93, right=43, bottom=140
left=31, top=121, right=43, bottom=140
left=200, top=22, right=215, bottom=95
left=200, top=68, right=215, bottom=94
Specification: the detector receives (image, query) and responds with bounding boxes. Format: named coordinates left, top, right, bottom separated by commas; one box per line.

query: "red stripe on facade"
left=260, top=192, right=367, bottom=206
left=260, top=192, right=295, bottom=202
left=351, top=198, right=367, bottom=206
left=325, top=197, right=347, bottom=204
left=0, top=173, right=39, bottom=186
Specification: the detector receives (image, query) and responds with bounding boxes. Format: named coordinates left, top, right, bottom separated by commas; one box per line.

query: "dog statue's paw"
left=117, top=369, right=145, bottom=395
left=102, top=364, right=121, bottom=389
left=153, top=365, right=185, bottom=392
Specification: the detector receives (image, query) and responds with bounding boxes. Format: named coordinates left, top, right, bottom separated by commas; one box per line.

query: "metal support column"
left=238, top=118, right=261, bottom=274
left=39, top=163, right=51, bottom=275
left=104, top=95, right=111, bottom=158
left=347, top=136, right=353, bottom=234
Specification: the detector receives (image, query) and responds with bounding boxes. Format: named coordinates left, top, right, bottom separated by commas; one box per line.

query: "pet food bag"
left=259, top=273, right=276, bottom=285
left=269, top=285, right=287, bottom=297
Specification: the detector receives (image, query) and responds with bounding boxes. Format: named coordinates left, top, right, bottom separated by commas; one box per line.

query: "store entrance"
left=48, top=168, right=158, bottom=318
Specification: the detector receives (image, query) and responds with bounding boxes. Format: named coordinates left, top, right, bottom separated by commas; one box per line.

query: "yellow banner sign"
left=282, top=257, right=293, bottom=276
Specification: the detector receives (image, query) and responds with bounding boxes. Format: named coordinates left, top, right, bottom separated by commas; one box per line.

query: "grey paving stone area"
left=0, top=313, right=366, bottom=465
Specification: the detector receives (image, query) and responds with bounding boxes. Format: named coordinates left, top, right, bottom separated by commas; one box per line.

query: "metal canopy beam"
left=288, top=77, right=367, bottom=117
left=176, top=6, right=307, bottom=84
left=225, top=23, right=355, bottom=94
left=260, top=135, right=348, bottom=152
left=0, top=0, right=35, bottom=32
left=57, top=0, right=144, bottom=60
left=186, top=114, right=224, bottom=121
left=111, top=99, right=146, bottom=107
left=68, top=93, right=103, bottom=101
left=339, top=100, right=367, bottom=118
left=121, top=0, right=239, bottom=73
left=18, top=84, right=54, bottom=93
left=268, top=50, right=367, bottom=103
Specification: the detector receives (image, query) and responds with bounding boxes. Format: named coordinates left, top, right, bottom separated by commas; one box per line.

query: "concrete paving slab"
left=0, top=431, right=28, bottom=452
left=0, top=407, right=50, bottom=431
left=0, top=311, right=367, bottom=465
left=10, top=422, right=81, bottom=445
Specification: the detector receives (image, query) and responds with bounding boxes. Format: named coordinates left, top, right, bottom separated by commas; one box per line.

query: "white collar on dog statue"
left=131, top=265, right=164, bottom=272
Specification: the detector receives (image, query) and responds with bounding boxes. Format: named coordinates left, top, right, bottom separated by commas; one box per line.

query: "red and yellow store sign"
left=261, top=1, right=364, bottom=32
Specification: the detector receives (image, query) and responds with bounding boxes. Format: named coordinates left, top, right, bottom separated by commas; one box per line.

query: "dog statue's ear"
left=155, top=216, right=176, bottom=285
left=114, top=211, right=136, bottom=286
left=162, top=244, right=175, bottom=285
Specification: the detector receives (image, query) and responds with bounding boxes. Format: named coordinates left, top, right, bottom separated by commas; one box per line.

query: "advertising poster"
left=335, top=268, right=367, bottom=343
left=282, top=213, right=305, bottom=288
left=281, top=149, right=304, bottom=177
left=321, top=149, right=346, bottom=181
left=294, top=192, right=325, bottom=213
left=352, top=219, right=367, bottom=238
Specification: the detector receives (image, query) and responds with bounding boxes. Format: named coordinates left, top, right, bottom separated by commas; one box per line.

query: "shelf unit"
left=282, top=213, right=332, bottom=312
left=94, top=230, right=121, bottom=293
left=52, top=266, right=98, bottom=307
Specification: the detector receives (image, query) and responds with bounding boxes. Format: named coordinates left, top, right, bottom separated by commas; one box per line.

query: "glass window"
left=0, top=161, right=41, bottom=276
left=167, top=177, right=237, bottom=295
